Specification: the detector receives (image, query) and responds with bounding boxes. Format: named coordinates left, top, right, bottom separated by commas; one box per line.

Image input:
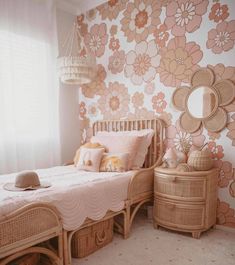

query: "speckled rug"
left=72, top=214, right=235, bottom=265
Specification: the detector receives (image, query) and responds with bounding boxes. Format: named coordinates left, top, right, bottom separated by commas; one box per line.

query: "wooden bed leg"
left=63, top=230, right=70, bottom=265
left=123, top=203, right=131, bottom=239
left=58, top=233, right=63, bottom=265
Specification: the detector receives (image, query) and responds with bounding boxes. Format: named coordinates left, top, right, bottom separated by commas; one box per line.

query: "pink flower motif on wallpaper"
left=81, top=81, right=105, bottom=99
left=96, top=63, right=107, bottom=81
left=88, top=103, right=99, bottom=117
left=77, top=15, right=88, bottom=37
left=154, top=24, right=169, bottom=48
left=125, top=40, right=160, bottom=85
left=128, top=107, right=155, bottom=120
left=152, top=92, right=167, bottom=113
left=84, top=23, right=108, bottom=57
left=79, top=101, right=87, bottom=119
left=80, top=118, right=92, bottom=144
left=109, top=37, right=120, bottom=51
left=121, top=0, right=161, bottom=43
left=132, top=92, right=144, bottom=108
left=166, top=120, right=205, bottom=153
left=97, top=0, right=128, bottom=21
left=144, top=83, right=155, bottom=95
left=158, top=36, right=203, bottom=87
left=209, top=3, right=229, bottom=23
left=81, top=64, right=106, bottom=98
left=108, top=50, right=125, bottom=74
left=86, top=8, right=97, bottom=21
left=217, top=199, right=235, bottom=228
left=159, top=0, right=174, bottom=8
left=110, top=25, right=118, bottom=36
left=98, top=82, right=130, bottom=120
left=207, top=20, right=235, bottom=54
left=207, top=141, right=224, bottom=160
left=129, top=109, right=172, bottom=125
left=165, top=0, right=208, bottom=36
left=214, top=160, right=234, bottom=188
left=227, top=114, right=235, bottom=146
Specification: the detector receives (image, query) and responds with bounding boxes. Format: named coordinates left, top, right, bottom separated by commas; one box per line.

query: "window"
left=0, top=12, right=60, bottom=173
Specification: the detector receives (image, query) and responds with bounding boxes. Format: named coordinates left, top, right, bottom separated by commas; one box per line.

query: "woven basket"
left=176, top=163, right=194, bottom=172
left=187, top=149, right=213, bottom=171
left=9, top=253, right=40, bottom=265
left=71, top=218, right=113, bottom=258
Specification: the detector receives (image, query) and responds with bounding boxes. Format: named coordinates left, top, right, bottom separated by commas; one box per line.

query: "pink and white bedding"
left=0, top=165, right=136, bottom=231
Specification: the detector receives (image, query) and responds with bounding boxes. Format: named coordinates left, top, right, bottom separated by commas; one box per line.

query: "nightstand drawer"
left=154, top=199, right=205, bottom=229
left=154, top=174, right=206, bottom=201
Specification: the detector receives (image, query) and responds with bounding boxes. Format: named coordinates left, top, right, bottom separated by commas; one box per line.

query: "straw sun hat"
left=3, top=171, right=51, bottom=191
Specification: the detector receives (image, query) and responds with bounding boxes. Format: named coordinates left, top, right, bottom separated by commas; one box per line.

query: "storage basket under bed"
left=71, top=218, right=114, bottom=258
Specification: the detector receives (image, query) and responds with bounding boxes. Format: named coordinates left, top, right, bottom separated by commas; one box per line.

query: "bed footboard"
left=0, top=203, right=63, bottom=265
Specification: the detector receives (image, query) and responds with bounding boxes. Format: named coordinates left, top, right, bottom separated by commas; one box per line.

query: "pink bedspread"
left=0, top=166, right=135, bottom=231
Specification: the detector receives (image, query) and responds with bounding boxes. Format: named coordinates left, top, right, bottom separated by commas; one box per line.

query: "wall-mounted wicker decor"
left=172, top=67, right=235, bottom=133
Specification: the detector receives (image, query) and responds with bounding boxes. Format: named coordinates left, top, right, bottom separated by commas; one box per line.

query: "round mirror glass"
left=187, top=86, right=217, bottom=119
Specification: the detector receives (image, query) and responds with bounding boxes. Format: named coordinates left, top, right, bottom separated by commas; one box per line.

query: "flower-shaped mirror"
left=172, top=68, right=235, bottom=133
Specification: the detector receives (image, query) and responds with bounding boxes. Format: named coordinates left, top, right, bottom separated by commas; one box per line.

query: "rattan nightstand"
left=153, top=167, right=218, bottom=239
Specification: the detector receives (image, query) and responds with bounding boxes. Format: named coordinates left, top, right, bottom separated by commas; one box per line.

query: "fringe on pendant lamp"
left=57, top=20, right=96, bottom=85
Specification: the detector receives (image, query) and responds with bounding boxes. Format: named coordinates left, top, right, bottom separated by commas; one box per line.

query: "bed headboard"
left=92, top=119, right=165, bottom=168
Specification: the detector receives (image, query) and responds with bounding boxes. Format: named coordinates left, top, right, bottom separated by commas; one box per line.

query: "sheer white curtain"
left=0, top=0, right=61, bottom=174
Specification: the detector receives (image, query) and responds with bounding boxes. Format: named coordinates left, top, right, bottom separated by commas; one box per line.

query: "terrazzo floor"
left=73, top=214, right=235, bottom=265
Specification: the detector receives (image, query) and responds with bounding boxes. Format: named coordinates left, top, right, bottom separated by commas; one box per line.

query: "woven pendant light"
left=57, top=20, right=96, bottom=85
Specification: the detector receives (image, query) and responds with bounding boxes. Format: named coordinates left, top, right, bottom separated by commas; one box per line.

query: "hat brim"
left=3, top=181, right=51, bottom=192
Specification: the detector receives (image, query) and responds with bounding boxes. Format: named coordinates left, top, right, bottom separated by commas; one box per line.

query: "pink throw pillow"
left=96, top=129, right=154, bottom=168
left=91, top=135, right=141, bottom=169
left=76, top=147, right=104, bottom=172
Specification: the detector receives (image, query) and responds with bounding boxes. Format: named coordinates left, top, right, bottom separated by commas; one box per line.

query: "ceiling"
left=56, top=0, right=107, bottom=14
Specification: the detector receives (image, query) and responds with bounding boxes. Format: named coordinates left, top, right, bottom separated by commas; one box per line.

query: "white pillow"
left=96, top=129, right=154, bottom=168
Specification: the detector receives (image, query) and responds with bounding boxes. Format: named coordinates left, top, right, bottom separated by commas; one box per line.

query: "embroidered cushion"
left=76, top=147, right=105, bottom=172
left=73, top=142, right=105, bottom=165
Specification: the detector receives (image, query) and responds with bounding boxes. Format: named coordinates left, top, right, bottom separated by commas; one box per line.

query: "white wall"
left=56, top=8, right=80, bottom=164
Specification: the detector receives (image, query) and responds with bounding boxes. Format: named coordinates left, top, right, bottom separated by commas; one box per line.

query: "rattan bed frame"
left=0, top=118, right=165, bottom=265
left=63, top=118, right=165, bottom=264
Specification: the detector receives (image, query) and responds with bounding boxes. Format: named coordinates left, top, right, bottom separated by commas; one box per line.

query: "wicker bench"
left=0, top=203, right=63, bottom=265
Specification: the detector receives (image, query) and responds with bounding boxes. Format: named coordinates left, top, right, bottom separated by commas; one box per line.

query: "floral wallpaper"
left=77, top=0, right=235, bottom=229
